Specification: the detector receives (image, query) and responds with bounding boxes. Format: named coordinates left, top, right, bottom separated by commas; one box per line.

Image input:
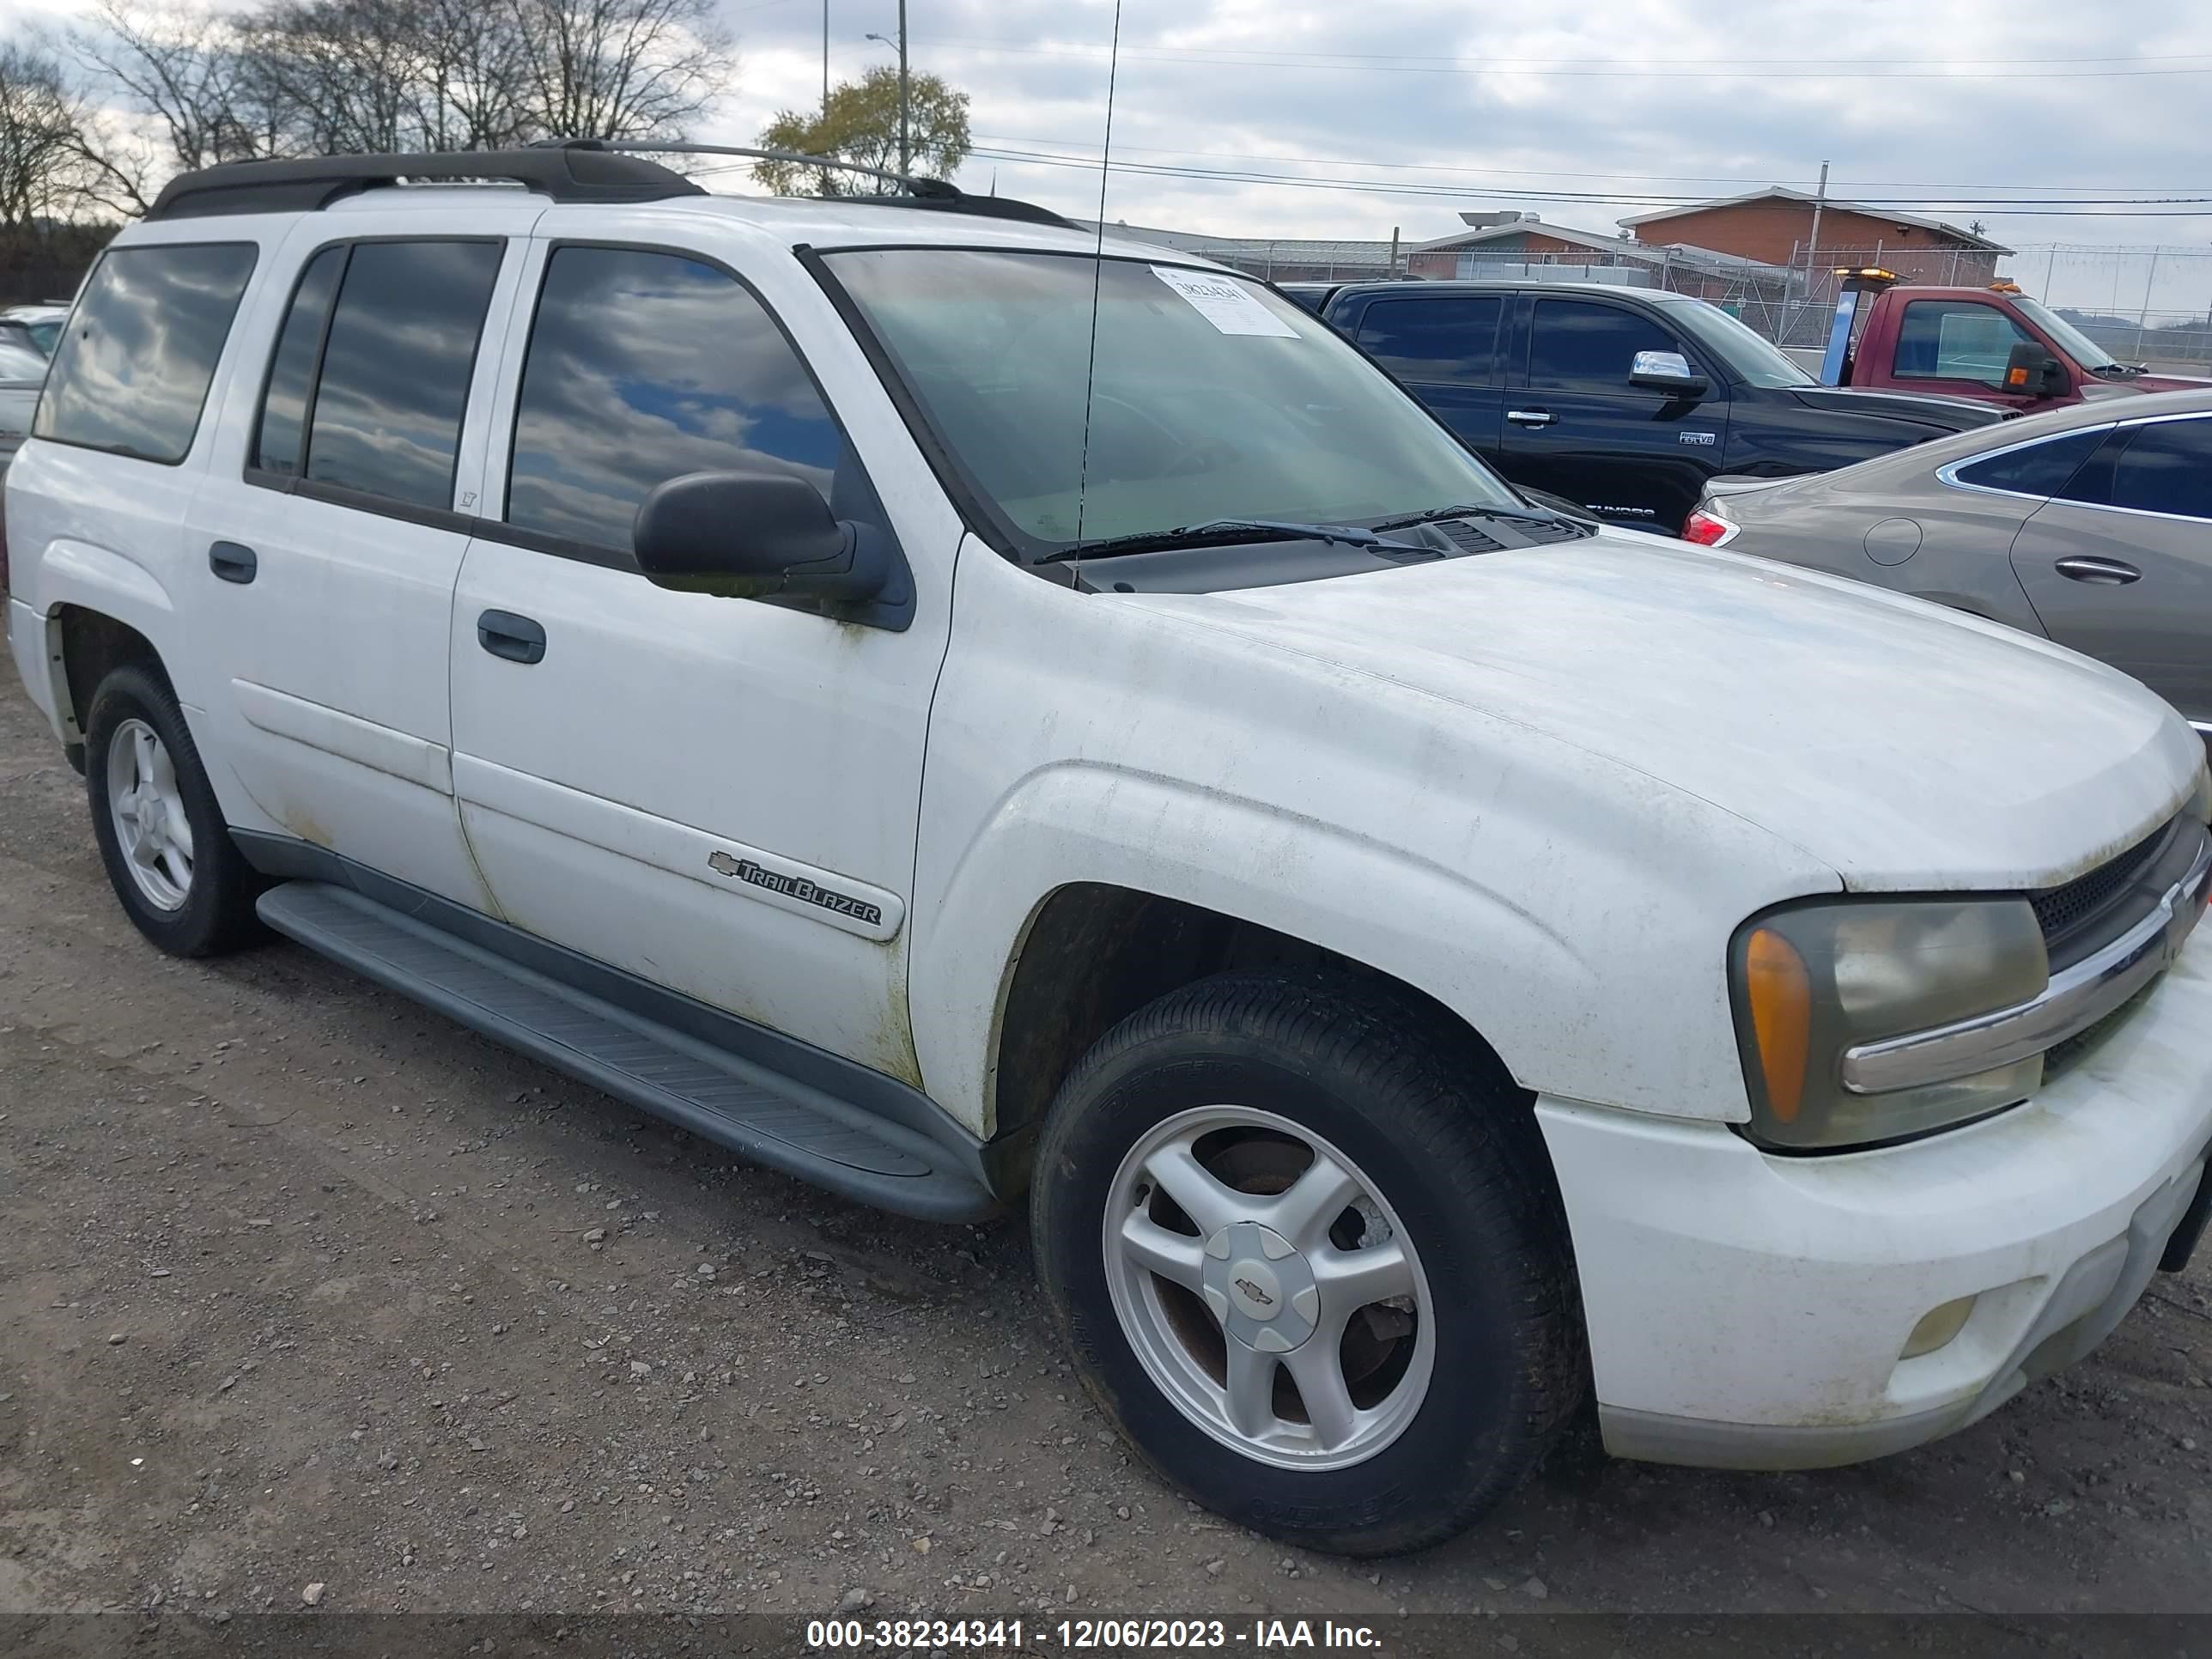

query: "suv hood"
left=1132, top=538, right=2197, bottom=892
left=1787, top=384, right=2008, bottom=430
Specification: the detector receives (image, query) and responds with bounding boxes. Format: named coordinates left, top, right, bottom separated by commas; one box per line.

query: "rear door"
left=1344, top=292, right=1506, bottom=465
left=2008, top=412, right=2212, bottom=729
left=1498, top=295, right=1728, bottom=532
left=183, top=203, right=538, bottom=906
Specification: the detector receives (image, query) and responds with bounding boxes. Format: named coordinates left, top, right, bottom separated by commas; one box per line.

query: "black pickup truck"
left=1282, top=280, right=2009, bottom=533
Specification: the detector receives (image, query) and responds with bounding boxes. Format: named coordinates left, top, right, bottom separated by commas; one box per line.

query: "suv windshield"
left=822, top=248, right=1521, bottom=556
left=1661, top=298, right=1814, bottom=389
left=2010, top=295, right=2125, bottom=372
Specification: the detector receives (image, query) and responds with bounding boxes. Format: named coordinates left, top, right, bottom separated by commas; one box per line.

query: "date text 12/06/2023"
left=805, top=1617, right=1387, bottom=1650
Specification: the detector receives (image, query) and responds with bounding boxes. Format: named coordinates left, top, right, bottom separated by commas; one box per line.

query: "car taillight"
left=1680, top=507, right=1738, bottom=548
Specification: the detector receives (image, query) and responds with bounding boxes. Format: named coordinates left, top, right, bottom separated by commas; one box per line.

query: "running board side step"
left=255, top=881, right=999, bottom=1222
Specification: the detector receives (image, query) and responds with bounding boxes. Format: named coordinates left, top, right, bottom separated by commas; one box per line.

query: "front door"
left=2009, top=412, right=2212, bottom=732
left=1883, top=296, right=2062, bottom=411
left=448, top=217, right=954, bottom=1079
left=183, top=208, right=537, bottom=907
left=1345, top=292, right=1506, bottom=467
left=1498, top=295, right=1727, bottom=532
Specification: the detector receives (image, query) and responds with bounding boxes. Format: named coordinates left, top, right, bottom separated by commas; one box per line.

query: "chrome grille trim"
left=1840, top=827, right=2211, bottom=1096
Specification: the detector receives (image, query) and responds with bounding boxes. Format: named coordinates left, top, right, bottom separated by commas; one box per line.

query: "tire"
left=1030, top=971, right=1586, bottom=1556
left=83, top=664, right=264, bottom=957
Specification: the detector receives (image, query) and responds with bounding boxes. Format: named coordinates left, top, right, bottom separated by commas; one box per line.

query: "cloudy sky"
left=17, top=0, right=2211, bottom=313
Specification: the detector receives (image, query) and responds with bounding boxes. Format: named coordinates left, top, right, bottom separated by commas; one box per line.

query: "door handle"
left=2054, top=556, right=2142, bottom=586
left=1505, top=410, right=1557, bottom=428
left=477, top=609, right=546, bottom=664
left=209, top=540, right=258, bottom=584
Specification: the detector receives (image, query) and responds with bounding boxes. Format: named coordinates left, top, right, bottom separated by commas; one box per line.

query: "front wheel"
left=1031, top=973, right=1586, bottom=1556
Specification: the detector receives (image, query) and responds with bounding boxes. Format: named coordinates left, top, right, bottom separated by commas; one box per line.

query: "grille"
left=2030, top=817, right=2172, bottom=958
left=2042, top=978, right=2157, bottom=1083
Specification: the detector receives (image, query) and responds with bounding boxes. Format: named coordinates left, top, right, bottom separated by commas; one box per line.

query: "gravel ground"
left=1, top=673, right=2209, bottom=1628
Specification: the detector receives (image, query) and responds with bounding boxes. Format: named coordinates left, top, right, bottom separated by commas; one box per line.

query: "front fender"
left=909, top=756, right=1820, bottom=1139
left=917, top=763, right=1594, bottom=1139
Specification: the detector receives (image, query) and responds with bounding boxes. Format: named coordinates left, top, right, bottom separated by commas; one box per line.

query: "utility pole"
left=1806, top=160, right=1828, bottom=283
left=822, top=1, right=830, bottom=118
left=896, top=0, right=910, bottom=177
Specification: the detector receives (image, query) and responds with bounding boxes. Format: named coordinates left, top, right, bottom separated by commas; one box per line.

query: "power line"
left=957, top=42, right=2212, bottom=70
left=964, top=146, right=2212, bottom=216
left=966, top=145, right=2212, bottom=211
left=969, top=134, right=2212, bottom=196
left=919, top=36, right=2212, bottom=79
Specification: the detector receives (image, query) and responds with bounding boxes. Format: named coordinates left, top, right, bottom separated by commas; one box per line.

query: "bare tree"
left=505, top=0, right=733, bottom=142
left=398, top=0, right=536, bottom=151
left=29, top=0, right=737, bottom=228
left=66, top=1, right=279, bottom=170
left=0, top=44, right=90, bottom=224
left=239, top=0, right=416, bottom=155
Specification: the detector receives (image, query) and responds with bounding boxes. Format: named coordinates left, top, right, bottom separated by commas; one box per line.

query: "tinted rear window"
left=1951, top=428, right=2104, bottom=496
left=1355, top=296, right=1502, bottom=386
left=252, top=243, right=348, bottom=477
left=304, top=240, right=503, bottom=509
left=33, top=243, right=257, bottom=463
left=2058, top=417, right=2212, bottom=521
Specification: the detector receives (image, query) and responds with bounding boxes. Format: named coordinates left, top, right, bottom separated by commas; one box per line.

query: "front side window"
left=1354, top=296, right=1502, bottom=386
left=1950, top=428, right=2105, bottom=496
left=33, top=242, right=257, bottom=463
left=504, top=246, right=845, bottom=552
left=1894, top=301, right=2034, bottom=386
left=822, top=249, right=1520, bottom=554
left=1527, top=300, right=1682, bottom=392
left=301, top=240, right=504, bottom=510
left=1664, top=298, right=1814, bottom=389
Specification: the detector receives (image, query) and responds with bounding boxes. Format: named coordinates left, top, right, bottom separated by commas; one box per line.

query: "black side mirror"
left=1627, top=348, right=1709, bottom=398
left=2002, top=342, right=2067, bottom=398
left=633, top=471, right=893, bottom=612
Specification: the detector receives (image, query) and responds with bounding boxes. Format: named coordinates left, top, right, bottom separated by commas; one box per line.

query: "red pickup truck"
left=1809, top=272, right=2207, bottom=412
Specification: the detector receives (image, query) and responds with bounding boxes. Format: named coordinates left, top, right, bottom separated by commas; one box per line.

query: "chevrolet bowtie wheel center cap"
left=1201, top=1221, right=1321, bottom=1354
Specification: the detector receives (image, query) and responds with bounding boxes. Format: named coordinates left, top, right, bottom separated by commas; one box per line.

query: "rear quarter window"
left=33, top=243, right=257, bottom=464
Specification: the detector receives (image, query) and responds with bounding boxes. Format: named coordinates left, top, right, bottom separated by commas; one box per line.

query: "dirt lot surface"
left=2, top=674, right=2209, bottom=1632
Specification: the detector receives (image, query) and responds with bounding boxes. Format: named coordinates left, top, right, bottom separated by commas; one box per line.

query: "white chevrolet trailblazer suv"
left=7, top=146, right=2211, bottom=1557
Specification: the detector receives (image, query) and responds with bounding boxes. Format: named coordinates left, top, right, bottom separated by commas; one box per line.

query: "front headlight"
left=1729, top=898, right=2048, bottom=1151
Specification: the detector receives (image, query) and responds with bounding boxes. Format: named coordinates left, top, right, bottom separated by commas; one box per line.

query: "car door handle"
left=208, top=540, right=258, bottom=584
left=477, top=609, right=546, bottom=664
left=1505, top=410, right=1556, bottom=428
left=2054, top=556, right=2142, bottom=586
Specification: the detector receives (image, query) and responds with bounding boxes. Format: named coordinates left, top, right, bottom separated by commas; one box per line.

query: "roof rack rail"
left=145, top=148, right=704, bottom=222
left=550, top=138, right=1073, bottom=229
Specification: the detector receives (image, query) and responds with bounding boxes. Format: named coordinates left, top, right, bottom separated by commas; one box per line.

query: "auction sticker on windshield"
left=1151, top=266, right=1298, bottom=337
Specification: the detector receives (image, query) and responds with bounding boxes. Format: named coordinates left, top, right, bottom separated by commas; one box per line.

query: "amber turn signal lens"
left=1742, top=927, right=1812, bottom=1123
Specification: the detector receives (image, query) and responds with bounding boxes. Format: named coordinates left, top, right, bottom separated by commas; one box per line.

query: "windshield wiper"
left=1370, top=501, right=1560, bottom=532
left=1035, top=519, right=1419, bottom=564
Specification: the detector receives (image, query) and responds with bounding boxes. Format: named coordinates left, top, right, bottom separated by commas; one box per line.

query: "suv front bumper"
left=1539, top=929, right=2212, bottom=1470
